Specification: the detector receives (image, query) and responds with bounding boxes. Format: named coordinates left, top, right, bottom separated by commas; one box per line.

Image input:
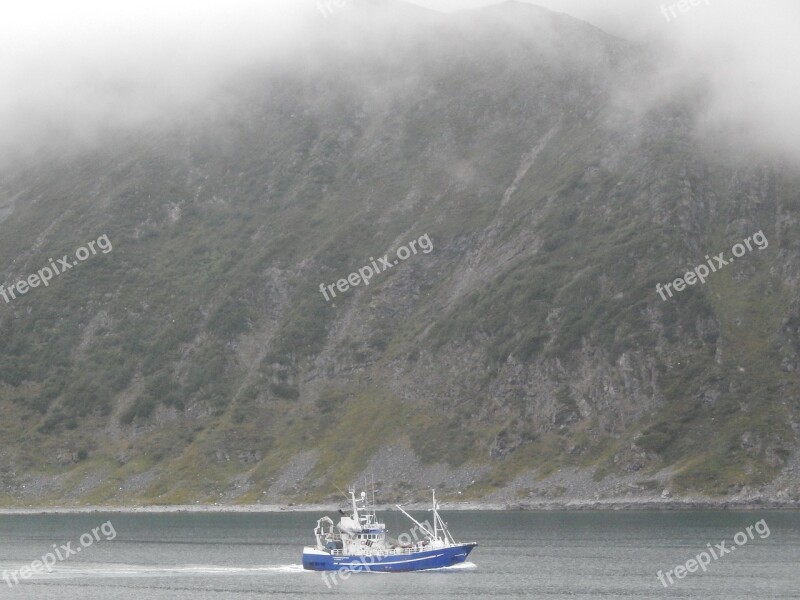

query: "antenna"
left=432, top=489, right=438, bottom=540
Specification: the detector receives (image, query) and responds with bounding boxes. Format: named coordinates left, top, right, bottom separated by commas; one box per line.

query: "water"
left=0, top=510, right=797, bottom=598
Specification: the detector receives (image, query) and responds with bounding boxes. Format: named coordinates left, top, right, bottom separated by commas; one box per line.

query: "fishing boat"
left=301, top=488, right=477, bottom=572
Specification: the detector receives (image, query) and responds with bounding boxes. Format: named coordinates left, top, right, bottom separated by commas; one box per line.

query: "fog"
left=413, top=0, right=800, bottom=161
left=2, top=0, right=799, bottom=164
left=0, top=0, right=312, bottom=162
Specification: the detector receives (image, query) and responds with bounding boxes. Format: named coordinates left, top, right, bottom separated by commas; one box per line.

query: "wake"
left=0, top=563, right=310, bottom=580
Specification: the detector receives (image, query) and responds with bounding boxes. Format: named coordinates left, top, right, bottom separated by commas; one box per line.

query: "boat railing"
left=327, top=545, right=431, bottom=558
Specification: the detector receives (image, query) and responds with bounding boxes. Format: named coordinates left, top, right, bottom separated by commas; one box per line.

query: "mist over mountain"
left=0, top=1, right=799, bottom=507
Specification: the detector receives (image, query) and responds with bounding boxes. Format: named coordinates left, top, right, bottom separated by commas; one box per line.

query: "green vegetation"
left=0, top=4, right=798, bottom=506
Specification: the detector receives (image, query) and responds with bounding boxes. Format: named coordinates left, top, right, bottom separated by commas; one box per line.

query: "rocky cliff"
left=0, top=1, right=798, bottom=507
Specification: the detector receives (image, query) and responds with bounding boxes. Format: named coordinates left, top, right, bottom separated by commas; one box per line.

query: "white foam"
left=422, top=561, right=478, bottom=572
left=0, top=563, right=310, bottom=580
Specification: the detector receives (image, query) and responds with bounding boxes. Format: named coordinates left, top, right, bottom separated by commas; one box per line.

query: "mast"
left=349, top=488, right=360, bottom=523
left=430, top=489, right=456, bottom=544
left=432, top=490, right=438, bottom=540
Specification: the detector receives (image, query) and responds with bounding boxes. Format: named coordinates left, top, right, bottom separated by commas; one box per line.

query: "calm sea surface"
left=0, top=510, right=797, bottom=599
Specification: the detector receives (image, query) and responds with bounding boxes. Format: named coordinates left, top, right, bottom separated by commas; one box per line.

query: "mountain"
left=0, top=1, right=798, bottom=507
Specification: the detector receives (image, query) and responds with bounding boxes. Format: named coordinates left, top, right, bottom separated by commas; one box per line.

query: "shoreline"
left=0, top=498, right=798, bottom=515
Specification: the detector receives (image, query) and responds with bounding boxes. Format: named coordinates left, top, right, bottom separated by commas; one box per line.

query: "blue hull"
left=303, top=542, right=477, bottom=572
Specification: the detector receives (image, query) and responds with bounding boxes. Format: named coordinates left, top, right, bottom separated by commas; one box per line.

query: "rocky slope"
left=0, top=1, right=798, bottom=507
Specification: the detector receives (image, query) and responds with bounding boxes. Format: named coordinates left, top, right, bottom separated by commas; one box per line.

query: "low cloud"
left=2, top=0, right=799, bottom=164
